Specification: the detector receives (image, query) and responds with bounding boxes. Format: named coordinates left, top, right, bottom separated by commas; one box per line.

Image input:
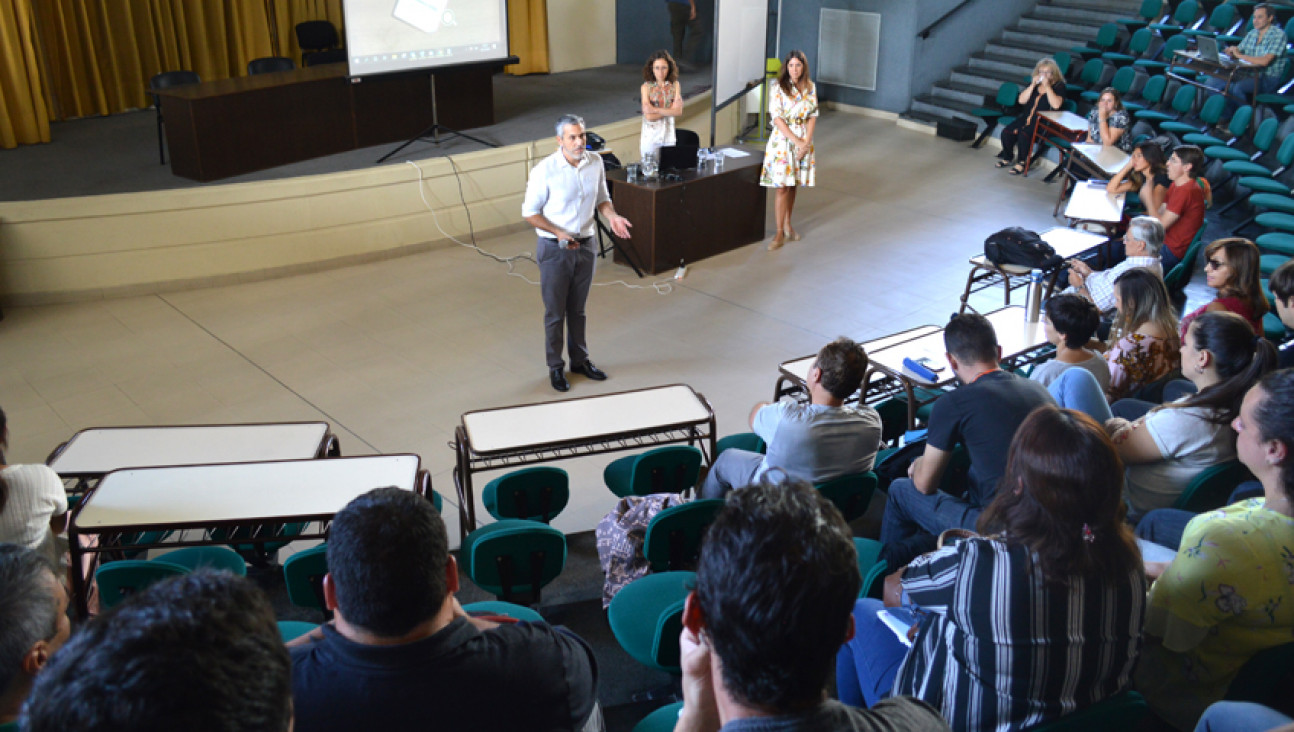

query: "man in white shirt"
left=522, top=115, right=633, bottom=392
left=1066, top=215, right=1164, bottom=313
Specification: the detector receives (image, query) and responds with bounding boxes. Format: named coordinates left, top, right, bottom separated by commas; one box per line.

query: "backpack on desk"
left=984, top=227, right=1061, bottom=270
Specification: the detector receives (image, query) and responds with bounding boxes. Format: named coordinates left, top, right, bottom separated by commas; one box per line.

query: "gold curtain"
left=0, top=0, right=52, bottom=147
left=506, top=0, right=548, bottom=75
left=270, top=0, right=344, bottom=65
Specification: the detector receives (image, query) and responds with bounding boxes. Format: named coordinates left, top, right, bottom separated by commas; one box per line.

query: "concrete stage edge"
left=0, top=96, right=738, bottom=307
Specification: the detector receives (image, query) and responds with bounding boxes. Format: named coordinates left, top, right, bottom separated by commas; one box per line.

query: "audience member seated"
left=1104, top=269, right=1181, bottom=402
left=879, top=313, right=1054, bottom=567
left=1134, top=369, right=1294, bottom=731
left=0, top=408, right=67, bottom=566
left=1205, top=3, right=1288, bottom=120
left=1085, top=87, right=1132, bottom=153
left=1107, top=142, right=1169, bottom=216
left=290, top=487, right=599, bottom=732
left=1050, top=311, right=1277, bottom=519
left=673, top=476, right=949, bottom=732
left=1194, top=701, right=1294, bottom=732
left=0, top=545, right=69, bottom=732
left=1066, top=215, right=1165, bottom=315
left=1180, top=238, right=1269, bottom=338
left=699, top=337, right=882, bottom=498
left=840, top=406, right=1145, bottom=731
left=22, top=570, right=291, bottom=732
left=1270, top=259, right=1294, bottom=368
left=996, top=58, right=1064, bottom=176
left=1029, top=294, right=1109, bottom=390
left=1151, top=146, right=1209, bottom=271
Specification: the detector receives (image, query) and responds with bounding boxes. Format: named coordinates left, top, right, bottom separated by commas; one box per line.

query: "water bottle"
left=1026, top=270, right=1044, bottom=322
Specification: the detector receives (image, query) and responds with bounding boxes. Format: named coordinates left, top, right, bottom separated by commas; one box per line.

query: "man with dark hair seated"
left=22, top=570, right=291, bottom=732
left=674, top=475, right=948, bottom=731
left=0, top=544, right=69, bottom=732
left=290, top=487, right=599, bottom=732
left=880, top=312, right=1054, bottom=568
left=1269, top=259, right=1294, bottom=369
left=699, top=337, right=883, bottom=499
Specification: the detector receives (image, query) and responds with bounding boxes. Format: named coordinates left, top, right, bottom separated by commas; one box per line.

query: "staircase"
left=905, top=0, right=1143, bottom=130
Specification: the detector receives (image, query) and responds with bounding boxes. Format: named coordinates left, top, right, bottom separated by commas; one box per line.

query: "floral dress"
left=761, top=82, right=818, bottom=187
left=1106, top=331, right=1177, bottom=401
left=1135, top=499, right=1294, bottom=730
left=640, top=81, right=677, bottom=159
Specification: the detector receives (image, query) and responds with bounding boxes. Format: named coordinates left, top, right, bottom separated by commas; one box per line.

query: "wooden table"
left=1169, top=50, right=1258, bottom=105
left=1053, top=143, right=1131, bottom=216
left=867, top=306, right=1051, bottom=429
left=152, top=62, right=499, bottom=181
left=1024, top=110, right=1089, bottom=176
left=958, top=226, right=1108, bottom=314
left=48, top=422, right=337, bottom=491
left=606, top=147, right=766, bottom=274
left=452, top=384, right=716, bottom=540
left=68, top=454, right=428, bottom=617
left=773, top=326, right=942, bottom=403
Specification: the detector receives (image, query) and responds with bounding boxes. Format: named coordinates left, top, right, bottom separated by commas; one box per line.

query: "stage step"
left=1018, top=14, right=1105, bottom=38
left=930, top=81, right=994, bottom=107
left=948, top=69, right=1014, bottom=95
left=967, top=53, right=1035, bottom=79
left=911, top=95, right=982, bottom=125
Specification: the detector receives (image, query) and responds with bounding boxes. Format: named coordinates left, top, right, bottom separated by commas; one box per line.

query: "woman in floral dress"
left=640, top=50, right=683, bottom=160
left=761, top=50, right=817, bottom=251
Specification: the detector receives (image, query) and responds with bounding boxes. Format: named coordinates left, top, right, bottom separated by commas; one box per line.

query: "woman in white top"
left=640, top=50, right=683, bottom=160
left=0, top=407, right=67, bottom=565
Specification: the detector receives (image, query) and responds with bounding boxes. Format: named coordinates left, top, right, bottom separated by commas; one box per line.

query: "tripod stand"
left=377, top=74, right=498, bottom=163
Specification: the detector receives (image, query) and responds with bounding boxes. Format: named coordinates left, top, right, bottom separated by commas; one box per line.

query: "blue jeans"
left=1137, top=481, right=1265, bottom=550
left=1194, top=701, right=1292, bottom=732
left=1161, top=244, right=1181, bottom=273
left=1206, top=74, right=1282, bottom=118
left=836, top=598, right=911, bottom=708
left=1047, top=368, right=1113, bottom=422
left=879, top=478, right=981, bottom=568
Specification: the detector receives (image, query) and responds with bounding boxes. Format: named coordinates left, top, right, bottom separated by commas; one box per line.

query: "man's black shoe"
left=550, top=368, right=570, bottom=392
left=572, top=361, right=608, bottom=381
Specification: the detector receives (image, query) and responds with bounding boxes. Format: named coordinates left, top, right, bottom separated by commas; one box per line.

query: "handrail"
left=919, top=0, right=975, bottom=39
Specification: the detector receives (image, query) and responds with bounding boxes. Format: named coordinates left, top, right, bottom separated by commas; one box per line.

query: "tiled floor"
left=0, top=114, right=1192, bottom=545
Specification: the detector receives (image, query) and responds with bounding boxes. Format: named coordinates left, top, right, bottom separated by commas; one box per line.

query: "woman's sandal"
left=768, top=234, right=786, bottom=251
left=1008, top=164, right=1026, bottom=175
left=995, top=159, right=1012, bottom=168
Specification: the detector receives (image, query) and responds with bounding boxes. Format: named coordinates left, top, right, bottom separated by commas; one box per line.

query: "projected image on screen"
left=345, top=0, right=508, bottom=76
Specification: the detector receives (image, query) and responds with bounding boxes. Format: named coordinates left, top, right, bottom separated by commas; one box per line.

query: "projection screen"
left=343, top=0, right=509, bottom=76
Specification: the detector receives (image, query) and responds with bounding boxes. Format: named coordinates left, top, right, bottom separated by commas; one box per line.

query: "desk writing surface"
left=1064, top=181, right=1126, bottom=222
left=462, top=385, right=710, bottom=454
left=870, top=307, right=1043, bottom=385
left=1039, top=110, right=1089, bottom=133
left=779, top=326, right=941, bottom=384
left=1040, top=226, right=1108, bottom=258
left=76, top=455, right=420, bottom=529
left=1070, top=144, right=1130, bottom=177
left=50, top=423, right=329, bottom=476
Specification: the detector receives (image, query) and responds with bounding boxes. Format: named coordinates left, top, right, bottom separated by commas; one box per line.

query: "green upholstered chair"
left=715, top=432, right=766, bottom=457
left=1257, top=232, right=1294, bottom=257
left=1257, top=212, right=1294, bottom=234
left=972, top=82, right=1021, bottom=149
left=1023, top=691, right=1148, bottom=731
left=1103, top=28, right=1153, bottom=66
left=1071, top=23, right=1121, bottom=61
left=1069, top=58, right=1108, bottom=99
left=1263, top=311, right=1287, bottom=341
left=854, top=537, right=887, bottom=599
left=282, top=543, right=330, bottom=619
left=1164, top=230, right=1208, bottom=295
left=111, top=529, right=174, bottom=560
left=1136, top=34, right=1190, bottom=74
left=1117, top=0, right=1167, bottom=33
left=210, top=521, right=307, bottom=566
left=152, top=546, right=247, bottom=575
left=815, top=472, right=879, bottom=522
left=1136, top=81, right=1197, bottom=123
left=644, top=499, right=724, bottom=572
left=1124, top=74, right=1167, bottom=113
left=1053, top=51, right=1072, bottom=79
left=1182, top=3, right=1237, bottom=38
left=96, top=559, right=189, bottom=609
left=277, top=620, right=319, bottom=642
left=1225, top=641, right=1294, bottom=704
left=604, top=445, right=704, bottom=498
left=1160, top=94, right=1227, bottom=135
left=462, top=600, right=545, bottom=623
left=1226, top=132, right=1294, bottom=180
left=608, top=571, right=695, bottom=674
left=460, top=519, right=567, bottom=603
left=1082, top=66, right=1137, bottom=103
left=1262, top=254, right=1291, bottom=276
left=1182, top=104, right=1253, bottom=148
left=1173, top=460, right=1256, bottom=513
left=1207, top=116, right=1278, bottom=168
left=431, top=489, right=444, bottom=513
left=482, top=466, right=570, bottom=523
left=632, top=702, right=684, bottom=732
left=1149, top=0, right=1200, bottom=36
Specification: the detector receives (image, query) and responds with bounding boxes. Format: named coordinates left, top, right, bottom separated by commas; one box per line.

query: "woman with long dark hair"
left=1134, top=369, right=1294, bottom=730
left=1107, top=140, right=1169, bottom=215
left=761, top=50, right=817, bottom=251
left=1105, top=268, right=1180, bottom=402
left=639, top=49, right=683, bottom=160
left=838, top=406, right=1145, bottom=731
left=1179, top=237, right=1269, bottom=337
left=0, top=407, right=68, bottom=565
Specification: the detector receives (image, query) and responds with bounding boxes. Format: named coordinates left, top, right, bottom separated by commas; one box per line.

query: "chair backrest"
left=644, top=499, right=724, bottom=572
left=1164, top=229, right=1208, bottom=292
left=1025, top=690, right=1148, bottom=731
left=96, top=560, right=189, bottom=609
left=149, top=70, right=200, bottom=106
left=815, top=472, right=879, bottom=522
left=1205, top=3, right=1235, bottom=32
left=1096, top=23, right=1120, bottom=49
left=1138, top=0, right=1161, bottom=22
left=630, top=445, right=703, bottom=496
left=1172, top=0, right=1199, bottom=26
left=303, top=49, right=347, bottom=67
left=1169, top=83, right=1198, bottom=115
left=1080, top=58, right=1105, bottom=85
left=485, top=466, right=570, bottom=523
left=1198, top=94, right=1227, bottom=125
left=462, top=520, right=567, bottom=601
left=715, top=432, right=767, bottom=456
left=632, top=702, right=685, bottom=732
left=1226, top=105, right=1254, bottom=138
left=1111, top=66, right=1137, bottom=95
left=853, top=537, right=887, bottom=599
left=1277, top=132, right=1294, bottom=167
left=153, top=546, right=247, bottom=575
left=1162, top=34, right=1190, bottom=61
left=1140, top=74, right=1168, bottom=104
left=282, top=544, right=329, bottom=613
left=1253, top=117, right=1280, bottom=153
left=649, top=597, right=687, bottom=670
left=996, top=82, right=1021, bottom=107
left=1226, top=641, right=1294, bottom=704
left=675, top=128, right=700, bottom=147
left=1053, top=51, right=1072, bottom=77
left=247, top=56, right=295, bottom=75
left=295, top=20, right=339, bottom=51
left=1173, top=459, right=1256, bottom=512
left=1128, top=28, right=1153, bottom=56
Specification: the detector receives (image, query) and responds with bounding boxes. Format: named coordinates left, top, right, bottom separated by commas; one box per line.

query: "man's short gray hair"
left=1127, top=216, right=1164, bottom=256
left=555, top=114, right=585, bottom=137
left=0, top=544, right=58, bottom=695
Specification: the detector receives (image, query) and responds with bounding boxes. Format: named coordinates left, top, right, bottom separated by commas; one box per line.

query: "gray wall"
left=617, top=0, right=718, bottom=66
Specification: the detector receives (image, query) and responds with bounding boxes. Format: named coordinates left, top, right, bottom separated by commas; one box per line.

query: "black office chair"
left=295, top=20, right=342, bottom=66
left=303, top=49, right=347, bottom=67
left=149, top=70, right=201, bottom=165
left=247, top=56, right=295, bottom=76
left=675, top=128, right=700, bottom=147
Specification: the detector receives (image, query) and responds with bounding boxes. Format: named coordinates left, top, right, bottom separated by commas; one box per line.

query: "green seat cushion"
left=972, top=108, right=1004, bottom=118
left=1256, top=212, right=1294, bottom=232
left=1251, top=194, right=1294, bottom=214
left=1123, top=101, right=1147, bottom=112
left=1102, top=53, right=1136, bottom=63
left=1224, top=160, right=1274, bottom=177
left=1257, top=94, right=1294, bottom=105
left=1181, top=133, right=1226, bottom=147
left=1257, top=232, right=1294, bottom=256
left=607, top=571, right=695, bottom=672
left=1204, top=147, right=1249, bottom=162
left=1265, top=311, right=1287, bottom=341
left=1135, top=110, right=1177, bottom=122
left=1134, top=60, right=1170, bottom=70
left=1261, top=253, right=1291, bottom=276
left=1238, top=177, right=1291, bottom=195
left=1080, top=90, right=1103, bottom=101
